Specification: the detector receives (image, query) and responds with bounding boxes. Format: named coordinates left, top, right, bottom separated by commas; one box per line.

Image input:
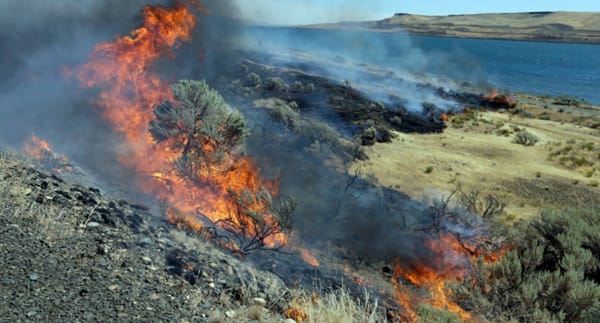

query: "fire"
left=73, top=2, right=286, bottom=249
left=23, top=134, right=72, bottom=173
left=482, top=88, right=516, bottom=109
left=482, top=88, right=499, bottom=101
left=391, top=233, right=507, bottom=322
left=300, top=249, right=320, bottom=267
left=342, top=264, right=367, bottom=286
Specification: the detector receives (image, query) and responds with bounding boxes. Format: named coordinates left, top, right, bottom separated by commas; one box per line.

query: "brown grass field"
left=359, top=94, right=600, bottom=220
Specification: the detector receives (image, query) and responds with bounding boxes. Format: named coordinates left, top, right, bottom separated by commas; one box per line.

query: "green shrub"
left=455, top=208, right=600, bottom=322
left=244, top=72, right=261, bottom=87
left=263, top=77, right=288, bottom=92
left=512, top=130, right=539, bottom=146
left=552, top=95, right=589, bottom=106
left=268, top=100, right=357, bottom=159
left=150, top=80, right=294, bottom=253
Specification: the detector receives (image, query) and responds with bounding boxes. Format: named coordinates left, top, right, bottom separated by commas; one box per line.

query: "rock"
left=208, top=262, right=218, bottom=268
left=225, top=310, right=236, bottom=318
left=129, top=202, right=150, bottom=211
left=108, top=284, right=119, bottom=291
left=26, top=310, right=37, bottom=317
left=141, top=256, right=152, bottom=264
left=208, top=282, right=216, bottom=289
left=252, top=297, right=267, bottom=306
left=86, top=222, right=100, bottom=228
left=284, top=319, right=297, bottom=323
left=140, top=237, right=152, bottom=245
left=29, top=273, right=39, bottom=281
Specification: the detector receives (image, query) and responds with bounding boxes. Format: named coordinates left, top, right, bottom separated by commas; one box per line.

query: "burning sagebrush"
left=74, top=3, right=289, bottom=253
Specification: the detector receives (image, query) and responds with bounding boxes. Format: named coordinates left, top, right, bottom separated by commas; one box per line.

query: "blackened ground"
left=0, top=152, right=288, bottom=322
left=212, top=51, right=447, bottom=143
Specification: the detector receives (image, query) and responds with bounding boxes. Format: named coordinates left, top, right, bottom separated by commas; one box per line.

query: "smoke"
left=229, top=0, right=387, bottom=25
left=0, top=0, right=483, bottom=274
left=234, top=25, right=487, bottom=112
left=0, top=0, right=240, bottom=180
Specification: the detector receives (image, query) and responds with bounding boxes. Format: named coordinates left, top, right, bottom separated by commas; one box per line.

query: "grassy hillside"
left=362, top=94, right=600, bottom=221
left=304, top=12, right=600, bottom=44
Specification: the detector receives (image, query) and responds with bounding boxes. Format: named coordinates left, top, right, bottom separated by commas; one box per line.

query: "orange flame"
left=73, top=3, right=286, bottom=249
left=391, top=233, right=508, bottom=322
left=482, top=88, right=499, bottom=101
left=300, top=249, right=320, bottom=267
left=482, top=88, right=515, bottom=108
left=23, top=134, right=72, bottom=173
left=23, top=135, right=53, bottom=160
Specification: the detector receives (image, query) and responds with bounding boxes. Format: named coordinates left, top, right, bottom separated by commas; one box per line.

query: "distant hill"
left=301, top=12, right=600, bottom=44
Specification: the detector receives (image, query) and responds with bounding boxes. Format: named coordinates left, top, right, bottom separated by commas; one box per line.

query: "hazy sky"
left=231, top=0, right=600, bottom=25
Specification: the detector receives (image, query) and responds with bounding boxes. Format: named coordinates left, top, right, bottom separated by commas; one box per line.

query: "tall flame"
left=73, top=3, right=285, bottom=247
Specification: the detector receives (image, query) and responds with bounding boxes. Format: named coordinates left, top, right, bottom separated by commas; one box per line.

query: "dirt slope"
left=303, top=12, right=600, bottom=44
left=0, top=151, right=289, bottom=322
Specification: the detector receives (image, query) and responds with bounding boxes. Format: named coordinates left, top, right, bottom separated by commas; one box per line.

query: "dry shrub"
left=512, top=130, right=539, bottom=146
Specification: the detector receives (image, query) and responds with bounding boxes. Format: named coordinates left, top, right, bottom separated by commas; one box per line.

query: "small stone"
left=26, top=310, right=36, bottom=317
left=252, top=297, right=266, bottom=306
left=225, top=310, right=236, bottom=318
left=108, top=284, right=119, bottom=291
left=29, top=273, right=39, bottom=281
left=208, top=262, right=218, bottom=268
left=140, top=237, right=152, bottom=245
left=141, top=256, right=152, bottom=264
left=208, top=282, right=216, bottom=289
left=149, top=293, right=160, bottom=300
left=284, top=319, right=297, bottom=323
left=86, top=222, right=100, bottom=228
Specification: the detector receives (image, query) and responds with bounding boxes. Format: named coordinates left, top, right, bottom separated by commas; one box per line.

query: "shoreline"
left=293, top=25, right=600, bottom=45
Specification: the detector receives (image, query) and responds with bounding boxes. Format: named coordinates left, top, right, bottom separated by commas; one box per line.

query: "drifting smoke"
left=236, top=25, right=488, bottom=111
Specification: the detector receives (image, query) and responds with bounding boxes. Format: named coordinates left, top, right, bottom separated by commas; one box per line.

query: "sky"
left=231, top=0, right=600, bottom=25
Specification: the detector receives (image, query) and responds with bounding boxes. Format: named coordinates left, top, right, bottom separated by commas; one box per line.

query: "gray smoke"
left=0, top=0, right=239, bottom=179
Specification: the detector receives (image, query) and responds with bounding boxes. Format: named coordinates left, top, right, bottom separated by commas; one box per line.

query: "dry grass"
left=360, top=99, right=600, bottom=220
left=288, top=288, right=384, bottom=323
left=0, top=157, right=79, bottom=245
left=388, top=12, right=600, bottom=31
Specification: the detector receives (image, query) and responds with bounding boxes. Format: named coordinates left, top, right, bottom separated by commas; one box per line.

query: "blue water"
left=244, top=27, right=600, bottom=105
